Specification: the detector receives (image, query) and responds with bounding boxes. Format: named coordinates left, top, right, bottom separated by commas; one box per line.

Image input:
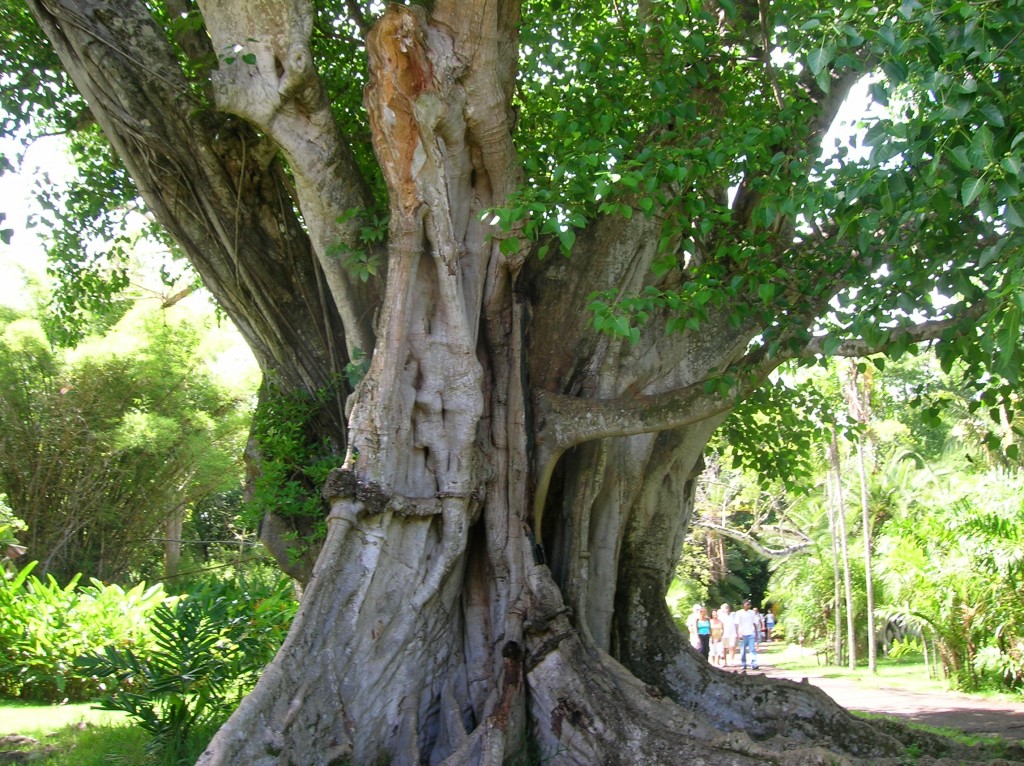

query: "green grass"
left=0, top=700, right=216, bottom=766
left=1, top=700, right=127, bottom=734
left=763, top=642, right=1024, bottom=702
left=852, top=711, right=1010, bottom=750
left=764, top=643, right=945, bottom=693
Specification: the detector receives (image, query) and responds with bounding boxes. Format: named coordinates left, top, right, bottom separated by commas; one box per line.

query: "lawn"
left=2, top=700, right=127, bottom=734
left=0, top=701, right=150, bottom=765
left=763, top=641, right=1023, bottom=702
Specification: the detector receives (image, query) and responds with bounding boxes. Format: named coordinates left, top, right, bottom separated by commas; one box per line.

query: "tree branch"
left=531, top=299, right=988, bottom=530
left=781, top=304, right=989, bottom=362
left=160, top=285, right=197, bottom=308
left=693, top=521, right=812, bottom=557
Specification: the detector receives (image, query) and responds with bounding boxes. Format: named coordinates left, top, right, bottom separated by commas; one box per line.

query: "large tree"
left=6, top=0, right=1024, bottom=763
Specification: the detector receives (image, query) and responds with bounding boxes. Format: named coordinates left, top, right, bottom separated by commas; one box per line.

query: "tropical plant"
left=877, top=470, right=1024, bottom=693
left=76, top=576, right=298, bottom=757
left=0, top=560, right=166, bottom=702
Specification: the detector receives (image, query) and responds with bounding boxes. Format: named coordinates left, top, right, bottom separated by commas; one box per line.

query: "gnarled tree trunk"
left=21, top=1, right=1016, bottom=764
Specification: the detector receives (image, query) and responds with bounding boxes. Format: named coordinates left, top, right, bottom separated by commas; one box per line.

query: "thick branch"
left=25, top=0, right=352, bottom=417
left=531, top=299, right=988, bottom=532
left=535, top=384, right=734, bottom=456
left=199, top=0, right=379, bottom=358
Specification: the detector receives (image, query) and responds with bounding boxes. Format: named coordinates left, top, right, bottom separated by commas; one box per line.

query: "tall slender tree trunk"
left=829, top=431, right=857, bottom=669
left=825, top=452, right=844, bottom=666
left=856, top=438, right=877, bottom=673
left=164, top=506, right=185, bottom=580
left=846, top=364, right=877, bottom=673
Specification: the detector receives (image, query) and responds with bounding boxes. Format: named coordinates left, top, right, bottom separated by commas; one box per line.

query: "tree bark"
left=856, top=438, right=877, bottom=672
left=164, top=506, right=185, bottom=579
left=846, top=365, right=878, bottom=674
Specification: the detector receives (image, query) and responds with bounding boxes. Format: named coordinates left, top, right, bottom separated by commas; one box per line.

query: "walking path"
left=730, top=644, right=1024, bottom=742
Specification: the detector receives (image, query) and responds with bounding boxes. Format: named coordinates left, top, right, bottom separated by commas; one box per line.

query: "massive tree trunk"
left=21, top=1, right=1015, bottom=764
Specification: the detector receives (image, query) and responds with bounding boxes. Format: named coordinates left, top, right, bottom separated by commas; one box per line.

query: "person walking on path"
left=686, top=604, right=702, bottom=650
left=709, top=609, right=725, bottom=666
left=719, top=603, right=738, bottom=667
left=737, top=599, right=759, bottom=670
left=696, top=607, right=712, bottom=659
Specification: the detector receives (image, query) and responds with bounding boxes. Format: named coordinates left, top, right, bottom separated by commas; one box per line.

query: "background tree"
left=4, top=0, right=1024, bottom=763
left=0, top=304, right=251, bottom=582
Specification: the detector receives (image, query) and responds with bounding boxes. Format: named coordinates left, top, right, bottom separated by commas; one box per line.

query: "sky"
left=0, top=134, right=65, bottom=308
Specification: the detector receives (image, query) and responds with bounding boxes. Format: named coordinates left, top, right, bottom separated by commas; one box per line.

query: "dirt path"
left=724, top=646, right=1024, bottom=742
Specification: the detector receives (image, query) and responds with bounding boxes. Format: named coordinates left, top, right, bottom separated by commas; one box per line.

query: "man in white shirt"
left=736, top=599, right=759, bottom=670
left=718, top=603, right=738, bottom=667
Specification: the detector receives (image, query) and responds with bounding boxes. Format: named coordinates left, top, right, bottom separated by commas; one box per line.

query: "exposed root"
left=520, top=608, right=1021, bottom=766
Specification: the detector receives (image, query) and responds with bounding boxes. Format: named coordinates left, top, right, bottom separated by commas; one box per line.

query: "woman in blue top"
left=696, top=607, right=712, bottom=659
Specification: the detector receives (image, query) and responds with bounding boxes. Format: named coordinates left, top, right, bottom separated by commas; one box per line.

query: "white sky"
left=0, top=135, right=68, bottom=308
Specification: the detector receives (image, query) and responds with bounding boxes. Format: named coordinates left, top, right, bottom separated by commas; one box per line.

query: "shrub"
left=0, top=561, right=166, bottom=701
left=76, top=575, right=297, bottom=758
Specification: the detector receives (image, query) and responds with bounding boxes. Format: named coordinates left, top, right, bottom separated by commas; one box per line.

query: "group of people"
left=686, top=600, right=776, bottom=670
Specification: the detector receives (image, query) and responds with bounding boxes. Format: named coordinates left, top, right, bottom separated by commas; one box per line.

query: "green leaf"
left=951, top=146, right=973, bottom=171
left=822, top=335, right=842, bottom=356
left=969, top=126, right=995, bottom=165
left=499, top=237, right=519, bottom=256
left=961, top=176, right=985, bottom=206
left=815, top=69, right=832, bottom=95
left=241, top=53, right=257, bottom=65
left=980, top=103, right=1005, bottom=128
left=1005, top=203, right=1024, bottom=229
left=807, top=42, right=835, bottom=76
left=558, top=228, right=576, bottom=253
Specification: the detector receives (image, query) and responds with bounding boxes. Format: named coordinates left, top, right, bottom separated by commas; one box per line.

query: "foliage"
left=683, top=455, right=802, bottom=608
left=749, top=358, right=1024, bottom=694
left=876, top=470, right=1024, bottom=693
left=0, top=306, right=250, bottom=583
left=243, top=378, right=347, bottom=559
left=76, top=576, right=298, bottom=758
left=669, top=536, right=710, bottom=619
left=188, top=488, right=246, bottom=563
left=719, top=377, right=836, bottom=493
left=497, top=0, right=1024, bottom=408
left=0, top=561, right=165, bottom=702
